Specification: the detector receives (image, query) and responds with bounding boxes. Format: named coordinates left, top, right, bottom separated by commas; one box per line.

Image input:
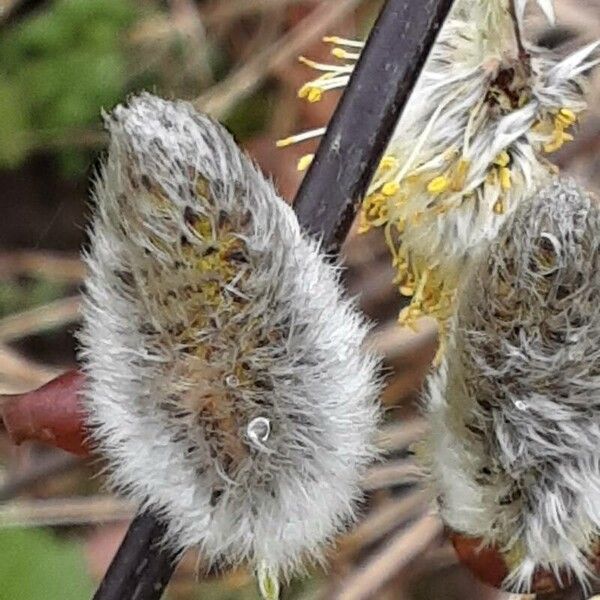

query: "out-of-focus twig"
left=194, top=0, right=363, bottom=119
left=17, top=127, right=107, bottom=152
left=0, top=452, right=82, bottom=502
left=362, top=460, right=421, bottom=492
left=0, top=344, right=60, bottom=392
left=339, top=488, right=429, bottom=555
left=0, top=295, right=81, bottom=343
left=0, top=496, right=135, bottom=527
left=376, top=419, right=428, bottom=454
left=0, top=251, right=84, bottom=283
left=331, top=514, right=442, bottom=600
left=0, top=0, right=23, bottom=23
left=367, top=319, right=438, bottom=365
left=202, top=0, right=306, bottom=26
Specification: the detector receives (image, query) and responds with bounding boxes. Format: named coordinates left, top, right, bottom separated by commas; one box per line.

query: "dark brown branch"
left=294, top=0, right=455, bottom=253
left=92, top=0, right=455, bottom=598
left=92, top=511, right=180, bottom=600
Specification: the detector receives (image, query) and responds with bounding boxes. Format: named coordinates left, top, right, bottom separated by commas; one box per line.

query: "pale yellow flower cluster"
left=283, top=0, right=598, bottom=356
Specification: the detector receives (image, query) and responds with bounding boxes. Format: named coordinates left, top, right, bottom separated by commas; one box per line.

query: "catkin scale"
left=425, top=177, right=600, bottom=592
left=78, top=93, right=381, bottom=577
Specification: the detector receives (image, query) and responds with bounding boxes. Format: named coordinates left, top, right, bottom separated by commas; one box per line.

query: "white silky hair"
left=78, top=93, right=381, bottom=577
left=425, top=177, right=600, bottom=592
left=373, top=7, right=598, bottom=271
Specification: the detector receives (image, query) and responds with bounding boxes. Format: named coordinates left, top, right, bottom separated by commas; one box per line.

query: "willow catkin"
left=425, top=177, right=600, bottom=591
left=282, top=0, right=598, bottom=333
left=77, top=93, right=381, bottom=582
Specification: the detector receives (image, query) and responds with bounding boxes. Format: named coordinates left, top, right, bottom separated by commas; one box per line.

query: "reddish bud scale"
left=1, top=370, right=91, bottom=457
left=451, top=531, right=600, bottom=595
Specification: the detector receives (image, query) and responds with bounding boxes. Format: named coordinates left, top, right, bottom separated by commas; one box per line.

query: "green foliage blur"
left=0, top=0, right=135, bottom=171
left=0, top=278, right=68, bottom=318
left=0, top=528, right=93, bottom=599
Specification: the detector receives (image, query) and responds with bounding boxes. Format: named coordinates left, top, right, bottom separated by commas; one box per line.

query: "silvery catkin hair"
left=425, top=177, right=600, bottom=592
left=78, top=93, right=381, bottom=581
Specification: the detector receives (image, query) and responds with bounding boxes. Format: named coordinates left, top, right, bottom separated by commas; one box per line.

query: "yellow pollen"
left=307, top=88, right=323, bottom=103
left=297, top=154, right=314, bottom=171
left=379, top=155, right=397, bottom=170
left=382, top=181, right=401, bottom=196
left=557, top=107, right=577, bottom=127
left=276, top=137, right=295, bottom=148
left=427, top=175, right=450, bottom=194
left=400, top=285, right=415, bottom=297
left=331, top=47, right=348, bottom=59
left=493, top=199, right=506, bottom=215
left=544, top=128, right=574, bottom=153
left=499, top=167, right=512, bottom=190
left=494, top=151, right=510, bottom=167
left=298, top=84, right=310, bottom=99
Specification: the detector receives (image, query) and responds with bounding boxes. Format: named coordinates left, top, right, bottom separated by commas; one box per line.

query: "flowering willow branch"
left=293, top=0, right=456, bottom=253
left=285, top=0, right=598, bottom=360
left=1, top=2, right=456, bottom=600
left=87, top=2, right=457, bottom=600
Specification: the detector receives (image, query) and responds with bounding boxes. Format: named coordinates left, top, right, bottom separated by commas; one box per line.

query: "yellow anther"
left=427, top=175, right=450, bottom=194
left=382, top=181, right=401, bottom=196
left=297, top=84, right=310, bottom=99
left=297, top=154, right=314, bottom=171
left=379, top=155, right=397, bottom=170
left=276, top=137, right=295, bottom=148
left=398, top=305, right=421, bottom=332
left=400, top=285, right=415, bottom=297
left=557, top=107, right=577, bottom=127
left=544, top=131, right=567, bottom=153
left=493, top=199, right=506, bottom=215
left=494, top=151, right=510, bottom=167
left=452, top=159, right=470, bottom=191
left=307, top=88, right=323, bottom=103
left=499, top=167, right=512, bottom=190
left=357, top=209, right=372, bottom=234
left=331, top=47, right=359, bottom=61
left=398, top=306, right=410, bottom=323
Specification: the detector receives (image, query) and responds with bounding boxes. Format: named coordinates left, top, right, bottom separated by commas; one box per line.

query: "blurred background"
left=0, top=0, right=599, bottom=598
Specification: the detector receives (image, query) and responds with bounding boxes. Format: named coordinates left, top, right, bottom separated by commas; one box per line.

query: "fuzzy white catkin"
left=78, top=92, right=381, bottom=578
left=425, top=177, right=600, bottom=592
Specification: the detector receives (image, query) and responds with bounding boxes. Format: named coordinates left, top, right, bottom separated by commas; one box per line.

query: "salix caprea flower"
left=424, top=177, right=600, bottom=592
left=78, top=93, right=381, bottom=591
left=281, top=0, right=598, bottom=347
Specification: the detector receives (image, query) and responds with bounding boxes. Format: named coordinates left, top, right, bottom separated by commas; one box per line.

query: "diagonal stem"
left=294, top=0, right=455, bottom=253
